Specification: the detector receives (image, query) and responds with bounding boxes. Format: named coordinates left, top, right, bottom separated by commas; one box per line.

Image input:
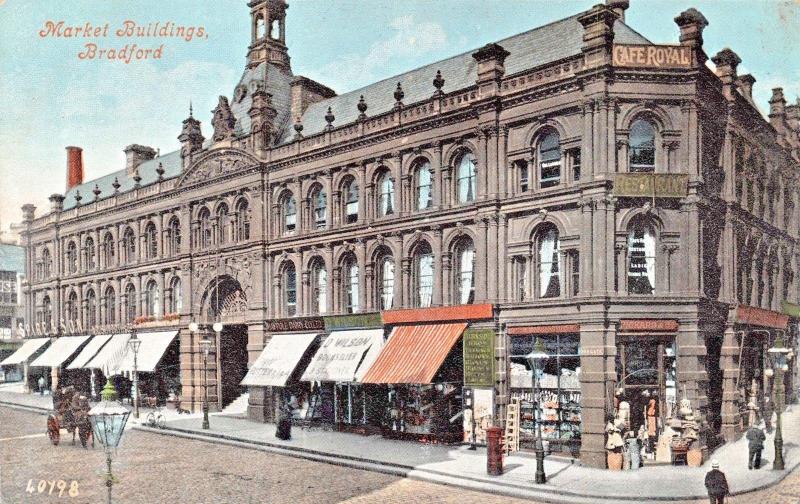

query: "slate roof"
left=295, top=14, right=650, bottom=140
left=230, top=62, right=294, bottom=144
left=0, top=244, right=25, bottom=274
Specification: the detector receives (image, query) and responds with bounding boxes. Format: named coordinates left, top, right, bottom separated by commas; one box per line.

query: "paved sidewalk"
left=133, top=405, right=799, bottom=503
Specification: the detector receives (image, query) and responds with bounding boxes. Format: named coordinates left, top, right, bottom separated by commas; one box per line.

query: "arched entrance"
left=201, top=275, right=250, bottom=409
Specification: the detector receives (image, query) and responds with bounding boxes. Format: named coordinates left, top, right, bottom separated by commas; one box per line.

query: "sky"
left=1, top=0, right=799, bottom=239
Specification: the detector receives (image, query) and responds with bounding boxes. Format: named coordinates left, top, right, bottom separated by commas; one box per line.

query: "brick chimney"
left=735, top=74, right=756, bottom=104
left=290, top=76, right=337, bottom=123
left=711, top=48, right=740, bottom=102
left=674, top=8, right=708, bottom=65
left=124, top=144, right=156, bottom=177
left=65, top=146, right=83, bottom=191
left=577, top=4, right=617, bottom=69
left=769, top=87, right=787, bottom=135
left=606, top=0, right=629, bottom=23
left=472, top=43, right=510, bottom=96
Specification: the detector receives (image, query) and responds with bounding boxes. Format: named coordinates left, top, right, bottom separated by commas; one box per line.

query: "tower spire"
left=246, top=0, right=291, bottom=72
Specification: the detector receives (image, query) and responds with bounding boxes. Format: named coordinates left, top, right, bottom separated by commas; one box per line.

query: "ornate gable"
left=177, top=148, right=262, bottom=187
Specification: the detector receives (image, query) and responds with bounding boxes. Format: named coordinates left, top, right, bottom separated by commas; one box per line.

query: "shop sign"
left=613, top=44, right=693, bottom=69
left=781, top=301, right=800, bottom=318
left=463, top=329, right=495, bottom=387
left=507, top=324, right=580, bottom=335
left=619, top=319, right=679, bottom=332
left=323, top=312, right=383, bottom=331
left=265, top=316, right=325, bottom=333
left=614, top=173, right=689, bottom=198
left=735, top=305, right=789, bottom=329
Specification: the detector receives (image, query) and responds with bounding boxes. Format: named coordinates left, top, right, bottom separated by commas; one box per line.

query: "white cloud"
left=315, top=15, right=447, bottom=92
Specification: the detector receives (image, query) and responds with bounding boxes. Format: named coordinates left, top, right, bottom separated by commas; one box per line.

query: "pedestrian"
left=37, top=376, right=45, bottom=396
left=704, top=460, right=729, bottom=504
left=275, top=391, right=292, bottom=441
left=745, top=424, right=766, bottom=469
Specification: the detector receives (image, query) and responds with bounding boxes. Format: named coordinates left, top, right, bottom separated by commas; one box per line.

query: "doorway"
left=217, top=324, right=249, bottom=409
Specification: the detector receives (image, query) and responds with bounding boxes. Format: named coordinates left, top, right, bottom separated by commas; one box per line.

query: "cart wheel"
left=46, top=415, right=60, bottom=446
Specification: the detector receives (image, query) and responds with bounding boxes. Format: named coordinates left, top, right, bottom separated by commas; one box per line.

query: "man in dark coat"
left=275, top=392, right=292, bottom=441
left=745, top=425, right=766, bottom=469
left=704, top=460, right=729, bottom=504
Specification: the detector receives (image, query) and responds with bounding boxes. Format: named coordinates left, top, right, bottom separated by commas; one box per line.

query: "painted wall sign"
left=323, top=312, right=383, bottom=331
left=265, top=316, right=325, bottom=333
left=614, top=173, right=689, bottom=198
left=613, top=44, right=693, bottom=69
left=463, top=328, right=495, bottom=387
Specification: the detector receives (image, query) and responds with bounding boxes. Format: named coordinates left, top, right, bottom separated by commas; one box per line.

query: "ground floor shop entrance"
left=218, top=324, right=248, bottom=409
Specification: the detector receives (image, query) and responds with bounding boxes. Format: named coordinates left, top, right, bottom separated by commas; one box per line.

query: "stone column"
left=394, top=152, right=404, bottom=216
left=433, top=142, right=443, bottom=210
left=498, top=215, right=508, bottom=302
left=719, top=323, right=741, bottom=441
left=498, top=126, right=508, bottom=199
left=579, top=321, right=617, bottom=468
left=487, top=216, right=499, bottom=301
left=432, top=228, right=443, bottom=306
left=441, top=253, right=452, bottom=304
left=357, top=240, right=367, bottom=311
left=475, top=218, right=489, bottom=302
left=678, top=320, right=710, bottom=422
left=401, top=258, right=412, bottom=308
left=477, top=130, right=488, bottom=200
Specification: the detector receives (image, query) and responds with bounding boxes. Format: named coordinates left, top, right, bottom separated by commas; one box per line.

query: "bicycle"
left=145, top=406, right=166, bottom=429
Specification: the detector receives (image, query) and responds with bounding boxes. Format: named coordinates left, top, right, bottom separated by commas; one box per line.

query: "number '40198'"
left=26, top=479, right=79, bottom=497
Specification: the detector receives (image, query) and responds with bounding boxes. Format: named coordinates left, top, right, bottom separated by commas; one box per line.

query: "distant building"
left=0, top=243, right=27, bottom=381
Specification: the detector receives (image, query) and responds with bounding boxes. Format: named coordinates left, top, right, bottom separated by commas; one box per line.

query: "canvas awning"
left=361, top=323, right=467, bottom=384
left=241, top=333, right=318, bottom=387
left=85, top=334, right=131, bottom=375
left=0, top=338, right=51, bottom=366
left=301, top=329, right=385, bottom=383
left=67, top=334, right=113, bottom=369
left=117, top=331, right=179, bottom=374
left=30, top=336, right=91, bottom=368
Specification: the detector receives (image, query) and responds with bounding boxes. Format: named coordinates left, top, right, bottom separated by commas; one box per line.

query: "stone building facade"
left=19, top=0, right=800, bottom=467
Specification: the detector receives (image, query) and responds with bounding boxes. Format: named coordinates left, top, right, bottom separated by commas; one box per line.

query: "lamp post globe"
left=525, top=338, right=548, bottom=485
left=768, top=334, right=789, bottom=471
left=88, top=378, right=131, bottom=504
left=127, top=331, right=142, bottom=419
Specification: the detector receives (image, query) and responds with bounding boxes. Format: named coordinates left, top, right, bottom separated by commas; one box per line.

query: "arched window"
left=122, top=227, right=136, bottom=263
left=42, top=296, right=52, bottom=332
left=629, top=119, right=656, bottom=172
left=378, top=255, right=395, bottom=310
left=144, top=222, right=158, bottom=259
left=66, top=291, right=79, bottom=325
left=342, top=255, right=359, bottom=313
left=255, top=15, right=266, bottom=39
left=377, top=170, right=395, bottom=217
left=536, top=226, right=561, bottom=298
left=413, top=242, right=434, bottom=308
left=456, top=152, right=477, bottom=204
left=270, top=19, right=280, bottom=40
left=167, top=218, right=181, bottom=256
left=454, top=239, right=476, bottom=304
left=102, top=233, right=115, bottom=267
left=414, top=160, right=433, bottom=211
left=66, top=241, right=78, bottom=274
left=283, top=262, right=297, bottom=317
left=215, top=204, right=229, bottom=244
left=312, top=187, right=327, bottom=229
left=344, top=178, right=359, bottom=224
left=198, top=208, right=212, bottom=248
left=42, top=248, right=52, bottom=279
left=86, top=289, right=97, bottom=328
left=104, top=287, right=115, bottom=326
left=282, top=193, right=297, bottom=234
left=169, top=277, right=182, bottom=314
left=538, top=131, right=561, bottom=188
left=125, top=283, right=137, bottom=323
left=145, top=280, right=160, bottom=318
left=311, top=259, right=327, bottom=314
left=85, top=237, right=96, bottom=270
left=627, top=219, right=656, bottom=295
left=235, top=199, right=250, bottom=241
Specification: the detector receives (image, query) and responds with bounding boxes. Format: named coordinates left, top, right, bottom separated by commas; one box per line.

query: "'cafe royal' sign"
left=613, top=44, right=693, bottom=69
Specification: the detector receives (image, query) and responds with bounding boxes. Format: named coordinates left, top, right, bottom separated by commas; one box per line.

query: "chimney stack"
left=472, top=43, right=511, bottom=96
left=735, top=74, right=756, bottom=104
left=65, top=146, right=84, bottom=191
left=49, top=194, right=64, bottom=213
left=21, top=204, right=36, bottom=222
left=711, top=48, right=740, bottom=102
left=606, top=0, right=629, bottom=23
left=124, top=144, right=156, bottom=177
left=674, top=8, right=708, bottom=65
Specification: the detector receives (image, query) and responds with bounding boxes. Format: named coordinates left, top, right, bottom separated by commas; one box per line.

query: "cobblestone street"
left=1, top=406, right=798, bottom=504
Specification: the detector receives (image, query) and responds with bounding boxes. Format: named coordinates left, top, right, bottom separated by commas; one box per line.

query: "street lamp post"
left=526, top=338, right=549, bottom=485
left=88, top=378, right=131, bottom=504
left=127, top=330, right=141, bottom=419
left=768, top=334, right=789, bottom=471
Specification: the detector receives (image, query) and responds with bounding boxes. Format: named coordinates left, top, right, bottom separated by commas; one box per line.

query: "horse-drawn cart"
left=46, top=386, right=93, bottom=448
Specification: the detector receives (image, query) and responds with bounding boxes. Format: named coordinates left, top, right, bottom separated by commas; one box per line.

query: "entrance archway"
left=202, top=275, right=250, bottom=409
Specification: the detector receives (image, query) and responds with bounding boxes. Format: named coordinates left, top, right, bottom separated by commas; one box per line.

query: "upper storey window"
left=283, top=262, right=297, bottom=317
left=629, top=119, right=656, bottom=172
left=234, top=199, right=250, bottom=242
left=456, top=153, right=477, bottom=204
left=167, top=218, right=181, bottom=256
left=144, top=223, right=158, bottom=259
left=414, top=160, right=433, bottom=211
left=198, top=208, right=212, bottom=249
left=343, top=255, right=360, bottom=314
left=377, top=171, right=395, bottom=217
left=344, top=179, right=359, bottom=224
left=215, top=204, right=229, bottom=244
left=536, top=226, right=561, bottom=298
left=102, top=232, right=115, bottom=267
left=414, top=242, right=434, bottom=308
left=66, top=241, right=78, bottom=274
left=627, top=219, right=656, bottom=295
left=85, top=237, right=96, bottom=271
left=538, top=131, right=561, bottom=189
left=282, top=194, right=297, bottom=235
left=313, top=187, right=327, bottom=229
left=41, top=248, right=52, bottom=279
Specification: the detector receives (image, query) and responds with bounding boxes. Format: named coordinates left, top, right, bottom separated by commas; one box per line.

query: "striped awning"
left=241, top=333, right=319, bottom=387
left=85, top=334, right=131, bottom=375
left=361, top=323, right=467, bottom=384
left=67, top=334, right=113, bottom=369
left=30, top=336, right=91, bottom=368
left=117, top=331, right=178, bottom=374
left=301, top=329, right=384, bottom=383
left=0, top=338, right=50, bottom=366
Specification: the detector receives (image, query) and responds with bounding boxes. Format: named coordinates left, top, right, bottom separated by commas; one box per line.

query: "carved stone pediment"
left=178, top=148, right=261, bottom=187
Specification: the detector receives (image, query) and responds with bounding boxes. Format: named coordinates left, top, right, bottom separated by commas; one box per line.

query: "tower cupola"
left=247, top=0, right=290, bottom=72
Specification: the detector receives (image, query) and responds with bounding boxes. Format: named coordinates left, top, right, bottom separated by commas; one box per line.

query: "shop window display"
left=509, top=334, right=581, bottom=455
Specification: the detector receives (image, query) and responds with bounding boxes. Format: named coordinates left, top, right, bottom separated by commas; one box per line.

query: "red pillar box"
left=486, top=426, right=504, bottom=476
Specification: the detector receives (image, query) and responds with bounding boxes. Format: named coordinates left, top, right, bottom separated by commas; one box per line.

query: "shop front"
left=0, top=337, right=51, bottom=391
left=29, top=335, right=91, bottom=391
left=362, top=304, right=495, bottom=444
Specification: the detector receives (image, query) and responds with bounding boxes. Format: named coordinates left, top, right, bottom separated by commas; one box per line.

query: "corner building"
left=19, top=0, right=800, bottom=468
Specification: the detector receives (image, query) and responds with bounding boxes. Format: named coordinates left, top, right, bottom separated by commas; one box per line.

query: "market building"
left=16, top=0, right=800, bottom=468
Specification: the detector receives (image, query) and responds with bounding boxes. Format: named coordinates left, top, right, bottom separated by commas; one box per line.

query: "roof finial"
left=189, top=100, right=194, bottom=118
